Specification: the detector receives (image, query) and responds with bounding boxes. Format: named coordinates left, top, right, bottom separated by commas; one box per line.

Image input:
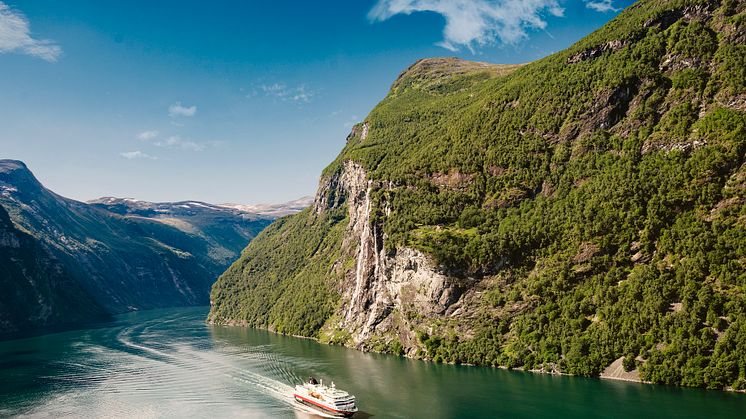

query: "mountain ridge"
left=0, top=159, right=303, bottom=337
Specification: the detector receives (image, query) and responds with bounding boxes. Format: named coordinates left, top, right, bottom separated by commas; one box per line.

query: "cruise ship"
left=293, top=377, right=358, bottom=417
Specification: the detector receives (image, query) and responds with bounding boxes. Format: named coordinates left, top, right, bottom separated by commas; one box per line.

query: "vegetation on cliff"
left=210, top=0, right=746, bottom=390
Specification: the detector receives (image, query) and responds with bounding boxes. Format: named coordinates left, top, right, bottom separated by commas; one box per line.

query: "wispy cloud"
left=154, top=135, right=205, bottom=151
left=136, top=130, right=159, bottom=140
left=252, top=83, right=316, bottom=103
left=136, top=129, right=213, bottom=152
left=168, top=102, right=197, bottom=117
left=121, top=150, right=157, bottom=160
left=585, top=0, right=619, bottom=13
left=0, top=2, right=62, bottom=61
left=369, top=0, right=564, bottom=52
left=291, top=85, right=313, bottom=103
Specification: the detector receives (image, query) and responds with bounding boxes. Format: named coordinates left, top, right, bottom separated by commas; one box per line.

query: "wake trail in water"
left=113, top=315, right=332, bottom=416
left=180, top=345, right=335, bottom=417
left=25, top=310, right=340, bottom=418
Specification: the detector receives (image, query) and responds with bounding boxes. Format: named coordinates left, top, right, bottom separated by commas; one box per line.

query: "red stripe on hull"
left=293, top=393, right=356, bottom=417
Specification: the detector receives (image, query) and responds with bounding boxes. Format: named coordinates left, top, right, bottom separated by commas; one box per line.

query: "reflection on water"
left=0, top=307, right=744, bottom=418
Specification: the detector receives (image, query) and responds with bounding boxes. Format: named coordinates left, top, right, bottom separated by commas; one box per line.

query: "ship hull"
left=294, top=394, right=356, bottom=417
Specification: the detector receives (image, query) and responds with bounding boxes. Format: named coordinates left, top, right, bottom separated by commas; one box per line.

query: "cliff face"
left=313, top=161, right=470, bottom=353
left=210, top=0, right=746, bottom=390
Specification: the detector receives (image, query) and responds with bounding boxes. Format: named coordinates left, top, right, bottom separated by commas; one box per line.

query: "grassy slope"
left=210, top=0, right=746, bottom=389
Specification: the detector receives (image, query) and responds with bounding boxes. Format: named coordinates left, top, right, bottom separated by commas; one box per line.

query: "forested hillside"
left=210, top=0, right=746, bottom=390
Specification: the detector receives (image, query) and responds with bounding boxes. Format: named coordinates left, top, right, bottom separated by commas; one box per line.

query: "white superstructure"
left=293, top=378, right=358, bottom=417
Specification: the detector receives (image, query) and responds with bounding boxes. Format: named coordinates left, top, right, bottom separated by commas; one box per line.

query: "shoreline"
left=208, top=319, right=746, bottom=394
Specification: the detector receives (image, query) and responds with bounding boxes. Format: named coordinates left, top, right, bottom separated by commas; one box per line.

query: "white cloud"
left=0, top=2, right=61, bottom=61
left=168, top=102, right=197, bottom=117
left=369, top=0, right=564, bottom=52
left=121, top=150, right=157, bottom=160
left=585, top=0, right=618, bottom=13
left=261, top=83, right=287, bottom=97
left=255, top=83, right=315, bottom=103
left=154, top=135, right=205, bottom=151
left=291, top=85, right=313, bottom=103
left=136, top=129, right=211, bottom=152
left=136, top=130, right=159, bottom=140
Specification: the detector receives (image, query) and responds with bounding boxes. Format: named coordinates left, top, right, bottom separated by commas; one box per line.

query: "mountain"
left=209, top=0, right=746, bottom=390
left=0, top=204, right=106, bottom=335
left=0, top=160, right=300, bottom=336
left=220, top=196, right=315, bottom=218
left=87, top=197, right=274, bottom=265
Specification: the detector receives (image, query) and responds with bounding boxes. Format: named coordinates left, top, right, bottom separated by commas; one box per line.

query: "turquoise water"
left=0, top=307, right=744, bottom=418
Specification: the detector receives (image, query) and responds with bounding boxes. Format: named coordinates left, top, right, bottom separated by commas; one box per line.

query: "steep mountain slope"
left=0, top=205, right=106, bottom=336
left=0, top=160, right=274, bottom=329
left=210, top=0, right=746, bottom=390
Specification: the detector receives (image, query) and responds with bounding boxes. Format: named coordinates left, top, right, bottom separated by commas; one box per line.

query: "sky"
left=0, top=0, right=634, bottom=204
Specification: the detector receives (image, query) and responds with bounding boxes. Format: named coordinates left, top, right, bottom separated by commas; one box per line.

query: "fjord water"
left=1, top=308, right=743, bottom=418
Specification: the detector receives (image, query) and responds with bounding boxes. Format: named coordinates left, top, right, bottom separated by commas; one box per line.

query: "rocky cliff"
left=311, top=161, right=472, bottom=354
left=210, top=0, right=746, bottom=390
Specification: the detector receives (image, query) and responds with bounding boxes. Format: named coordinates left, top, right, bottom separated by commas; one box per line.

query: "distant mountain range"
left=220, top=196, right=314, bottom=218
left=0, top=159, right=309, bottom=337
left=89, top=196, right=314, bottom=220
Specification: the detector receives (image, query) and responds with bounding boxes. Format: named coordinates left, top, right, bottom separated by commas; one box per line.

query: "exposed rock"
left=716, top=94, right=746, bottom=113
left=643, top=2, right=717, bottom=30
left=600, top=356, right=642, bottom=383
left=429, top=170, right=477, bottom=191
left=345, top=122, right=370, bottom=143
left=315, top=160, right=474, bottom=349
left=361, top=122, right=369, bottom=140
left=720, top=18, right=746, bottom=44
left=645, top=8, right=685, bottom=29
left=631, top=251, right=646, bottom=263
left=591, top=80, right=640, bottom=130
left=313, top=160, right=370, bottom=215
left=642, top=139, right=707, bottom=154
left=540, top=180, right=554, bottom=197
left=573, top=242, right=600, bottom=264
left=568, top=40, right=626, bottom=64
left=660, top=54, right=703, bottom=72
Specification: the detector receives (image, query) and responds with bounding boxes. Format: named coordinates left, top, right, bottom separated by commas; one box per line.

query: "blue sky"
left=0, top=0, right=633, bottom=204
